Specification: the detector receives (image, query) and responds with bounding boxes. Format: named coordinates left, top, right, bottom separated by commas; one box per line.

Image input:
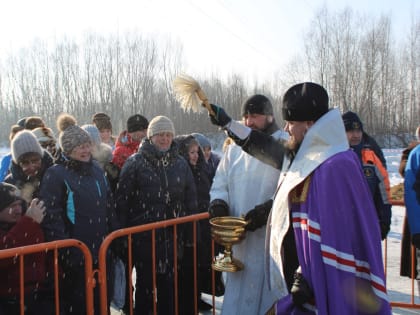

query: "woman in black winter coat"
left=175, top=134, right=224, bottom=313
left=116, top=116, right=197, bottom=315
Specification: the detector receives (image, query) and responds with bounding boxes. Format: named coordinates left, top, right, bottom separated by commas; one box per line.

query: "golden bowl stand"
left=210, top=216, right=247, bottom=272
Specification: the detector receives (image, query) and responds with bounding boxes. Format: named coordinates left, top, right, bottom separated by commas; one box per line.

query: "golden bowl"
left=210, top=216, right=248, bottom=272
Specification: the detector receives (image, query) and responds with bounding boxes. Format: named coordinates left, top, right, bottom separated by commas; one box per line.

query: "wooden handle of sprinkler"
left=196, top=88, right=216, bottom=116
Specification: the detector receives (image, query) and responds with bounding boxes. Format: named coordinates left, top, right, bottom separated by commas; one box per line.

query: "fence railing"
left=1, top=203, right=419, bottom=314
left=0, top=239, right=94, bottom=315
left=97, top=212, right=212, bottom=315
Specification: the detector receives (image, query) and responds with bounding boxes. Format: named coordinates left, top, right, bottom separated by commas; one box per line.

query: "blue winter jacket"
left=40, top=157, right=118, bottom=266
left=0, top=153, right=12, bottom=181
left=405, top=144, right=420, bottom=235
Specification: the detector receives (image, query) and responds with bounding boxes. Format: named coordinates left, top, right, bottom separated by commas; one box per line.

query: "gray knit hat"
left=59, top=125, right=92, bottom=154
left=147, top=115, right=175, bottom=138
left=82, top=124, right=102, bottom=147
left=11, top=130, right=43, bottom=163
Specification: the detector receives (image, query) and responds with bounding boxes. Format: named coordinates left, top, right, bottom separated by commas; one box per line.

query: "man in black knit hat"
left=112, top=114, right=149, bottom=169
left=342, top=111, right=392, bottom=241
left=208, top=94, right=288, bottom=314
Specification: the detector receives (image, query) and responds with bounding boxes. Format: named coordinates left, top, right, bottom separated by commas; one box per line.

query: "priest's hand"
left=208, top=199, right=229, bottom=218
left=244, top=199, right=273, bottom=231
left=291, top=269, right=314, bottom=307
left=208, top=104, right=232, bottom=127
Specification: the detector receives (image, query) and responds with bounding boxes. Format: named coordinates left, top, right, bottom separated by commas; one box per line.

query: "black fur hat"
left=282, top=82, right=329, bottom=121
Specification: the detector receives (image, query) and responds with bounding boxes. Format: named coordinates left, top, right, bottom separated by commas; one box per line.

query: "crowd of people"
left=0, top=81, right=418, bottom=315
left=0, top=111, right=221, bottom=315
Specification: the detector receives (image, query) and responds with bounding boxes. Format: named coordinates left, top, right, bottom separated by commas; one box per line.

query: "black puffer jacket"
left=117, top=138, right=197, bottom=226
left=116, top=138, right=197, bottom=271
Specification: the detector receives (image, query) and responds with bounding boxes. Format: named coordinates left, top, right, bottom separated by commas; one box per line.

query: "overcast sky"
left=0, top=0, right=418, bottom=82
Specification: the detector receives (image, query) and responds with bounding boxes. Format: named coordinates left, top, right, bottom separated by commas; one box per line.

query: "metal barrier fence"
left=1, top=204, right=420, bottom=314
left=0, top=239, right=95, bottom=315
left=97, top=212, right=213, bottom=315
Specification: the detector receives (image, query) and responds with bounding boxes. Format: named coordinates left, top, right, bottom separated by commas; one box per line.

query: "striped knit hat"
left=147, top=115, right=175, bottom=138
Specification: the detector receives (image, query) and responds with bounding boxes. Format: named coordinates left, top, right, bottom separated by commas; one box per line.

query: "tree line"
left=0, top=7, right=418, bottom=147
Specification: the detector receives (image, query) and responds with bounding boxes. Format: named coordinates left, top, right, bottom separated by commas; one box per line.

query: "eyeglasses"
left=19, top=157, right=42, bottom=168
left=72, top=143, right=92, bottom=152
left=41, top=141, right=56, bottom=149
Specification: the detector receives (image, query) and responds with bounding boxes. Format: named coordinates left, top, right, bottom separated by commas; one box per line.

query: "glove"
left=208, top=199, right=229, bottom=218
left=412, top=233, right=420, bottom=249
left=244, top=199, right=273, bottom=231
left=208, top=104, right=232, bottom=127
left=290, top=269, right=314, bottom=307
left=380, top=223, right=390, bottom=240
left=25, top=198, right=46, bottom=224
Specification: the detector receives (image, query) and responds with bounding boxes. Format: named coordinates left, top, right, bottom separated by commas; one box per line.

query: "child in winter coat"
left=0, top=182, right=54, bottom=315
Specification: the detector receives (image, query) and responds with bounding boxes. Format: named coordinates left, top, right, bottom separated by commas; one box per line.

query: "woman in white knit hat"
left=5, top=130, right=54, bottom=203
left=116, top=115, right=198, bottom=315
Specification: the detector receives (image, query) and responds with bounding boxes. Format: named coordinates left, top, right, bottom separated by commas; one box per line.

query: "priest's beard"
left=284, top=136, right=302, bottom=159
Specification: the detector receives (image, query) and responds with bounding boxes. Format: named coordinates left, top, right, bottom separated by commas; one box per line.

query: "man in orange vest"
left=342, top=111, right=392, bottom=240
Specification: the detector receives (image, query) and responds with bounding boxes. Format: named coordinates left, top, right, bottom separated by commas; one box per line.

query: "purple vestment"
left=274, top=151, right=391, bottom=314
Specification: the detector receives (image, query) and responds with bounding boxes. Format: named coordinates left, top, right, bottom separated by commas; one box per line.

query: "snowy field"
left=1, top=147, right=419, bottom=314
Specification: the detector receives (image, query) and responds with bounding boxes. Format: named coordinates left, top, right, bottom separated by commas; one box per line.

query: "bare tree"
left=0, top=12, right=418, bottom=146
